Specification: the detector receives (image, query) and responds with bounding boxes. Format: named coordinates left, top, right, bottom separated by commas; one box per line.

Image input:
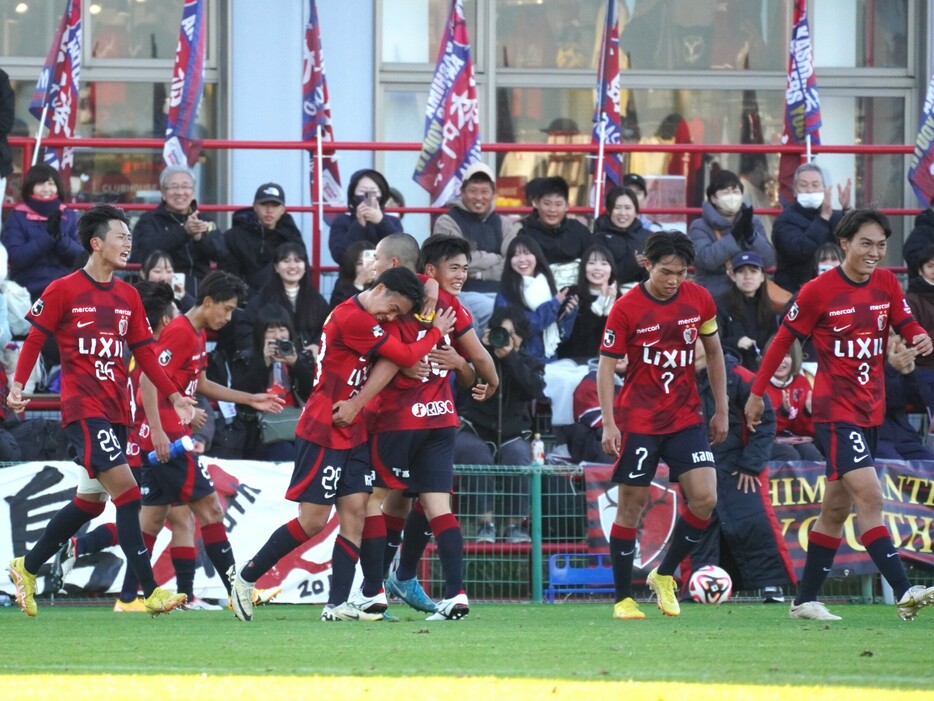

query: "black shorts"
left=814, top=422, right=878, bottom=480
left=140, top=452, right=214, bottom=505
left=611, top=423, right=715, bottom=486
left=371, top=427, right=456, bottom=495
left=65, top=419, right=129, bottom=478
left=287, top=439, right=373, bottom=505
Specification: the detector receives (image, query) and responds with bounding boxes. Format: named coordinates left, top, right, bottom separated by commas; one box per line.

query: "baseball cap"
left=731, top=251, right=764, bottom=270
left=623, top=173, right=647, bottom=192
left=254, top=183, right=285, bottom=205
left=462, top=162, right=495, bottom=186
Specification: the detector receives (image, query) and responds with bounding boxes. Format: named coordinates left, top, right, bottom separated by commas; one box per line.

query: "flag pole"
left=594, top=117, right=606, bottom=220
left=32, top=105, right=49, bottom=166
left=805, top=133, right=812, bottom=162
left=315, top=123, right=324, bottom=243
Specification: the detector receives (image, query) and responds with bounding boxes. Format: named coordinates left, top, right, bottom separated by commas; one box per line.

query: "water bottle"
left=531, top=433, right=545, bottom=466
left=147, top=435, right=194, bottom=465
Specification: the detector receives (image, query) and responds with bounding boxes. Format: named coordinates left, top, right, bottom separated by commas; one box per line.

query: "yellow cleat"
left=143, top=587, right=187, bottom=616
left=253, top=586, right=282, bottom=606
left=647, top=568, right=680, bottom=617
left=613, top=597, right=646, bottom=620
left=8, top=557, right=38, bottom=617
left=113, top=597, right=148, bottom=613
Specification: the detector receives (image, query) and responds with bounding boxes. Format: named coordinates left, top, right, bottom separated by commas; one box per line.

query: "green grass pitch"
left=0, top=601, right=932, bottom=689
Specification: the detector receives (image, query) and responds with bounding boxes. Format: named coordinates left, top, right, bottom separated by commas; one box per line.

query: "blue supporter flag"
left=163, top=0, right=207, bottom=167
left=303, top=0, right=342, bottom=224
left=591, top=0, right=622, bottom=194
left=908, top=70, right=934, bottom=207
left=778, top=0, right=822, bottom=205
left=412, top=0, right=481, bottom=208
left=29, top=0, right=81, bottom=179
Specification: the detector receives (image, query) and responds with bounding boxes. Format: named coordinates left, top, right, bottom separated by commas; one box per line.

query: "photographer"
left=454, top=307, right=545, bottom=543
left=226, top=305, right=315, bottom=461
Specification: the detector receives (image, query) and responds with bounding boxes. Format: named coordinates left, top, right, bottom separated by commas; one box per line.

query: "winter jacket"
left=223, top=208, right=305, bottom=292
left=557, top=286, right=615, bottom=362
left=0, top=68, right=13, bottom=178
left=512, top=211, right=592, bottom=265
left=903, top=208, right=934, bottom=278
left=328, top=211, right=403, bottom=265
left=688, top=201, right=774, bottom=299
left=714, top=290, right=779, bottom=372
left=592, top=214, right=649, bottom=285
left=696, top=355, right=775, bottom=475
left=493, top=289, right=576, bottom=362
left=905, top=276, right=934, bottom=370
left=432, top=198, right=514, bottom=293
left=772, top=202, right=843, bottom=294
left=1, top=202, right=81, bottom=300
left=130, top=201, right=225, bottom=292
left=459, top=347, right=545, bottom=443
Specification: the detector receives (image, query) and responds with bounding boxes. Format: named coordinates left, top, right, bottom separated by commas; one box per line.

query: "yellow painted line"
left=0, top=675, right=927, bottom=701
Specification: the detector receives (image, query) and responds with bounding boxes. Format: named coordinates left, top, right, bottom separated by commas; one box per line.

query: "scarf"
left=522, top=273, right=560, bottom=358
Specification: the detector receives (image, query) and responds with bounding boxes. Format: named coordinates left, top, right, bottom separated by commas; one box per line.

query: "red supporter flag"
left=412, top=0, right=481, bottom=208
left=164, top=0, right=207, bottom=167
left=908, top=68, right=934, bottom=207
left=29, top=0, right=81, bottom=183
left=591, top=0, right=623, bottom=196
left=777, top=0, right=822, bottom=205
left=303, top=0, right=342, bottom=223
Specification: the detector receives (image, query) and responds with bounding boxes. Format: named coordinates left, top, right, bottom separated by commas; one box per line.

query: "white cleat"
left=789, top=600, right=841, bottom=621
left=896, top=585, right=934, bottom=621
left=228, top=566, right=254, bottom=622
left=348, top=587, right=388, bottom=614
left=320, top=602, right=385, bottom=621
left=426, top=592, right=470, bottom=621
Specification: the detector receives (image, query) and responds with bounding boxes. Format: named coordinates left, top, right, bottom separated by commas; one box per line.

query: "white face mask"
left=716, top=193, right=743, bottom=215
left=796, top=192, right=824, bottom=209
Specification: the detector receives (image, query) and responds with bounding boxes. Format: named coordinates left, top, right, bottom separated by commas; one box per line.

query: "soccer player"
left=229, top=266, right=456, bottom=622
left=6, top=204, right=196, bottom=617
left=138, top=270, right=284, bottom=605
left=352, top=234, right=497, bottom=620
left=745, top=208, right=934, bottom=621
left=597, top=230, right=728, bottom=620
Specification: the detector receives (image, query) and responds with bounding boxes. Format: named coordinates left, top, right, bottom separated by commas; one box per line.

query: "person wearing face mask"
left=772, top=162, right=851, bottom=295
left=1, top=164, right=82, bottom=301
left=688, top=170, right=775, bottom=299
left=327, top=169, right=404, bottom=266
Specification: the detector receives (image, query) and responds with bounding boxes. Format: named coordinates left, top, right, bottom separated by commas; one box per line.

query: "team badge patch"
left=683, top=326, right=698, bottom=344
left=118, top=318, right=128, bottom=336
left=787, top=303, right=799, bottom=321
left=603, top=328, right=616, bottom=347
left=30, top=299, right=44, bottom=317
left=372, top=325, right=384, bottom=338
left=877, top=313, right=887, bottom=331
left=158, top=349, right=172, bottom=366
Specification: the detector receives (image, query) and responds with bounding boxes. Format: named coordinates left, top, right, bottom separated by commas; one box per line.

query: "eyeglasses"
left=164, top=184, right=194, bottom=193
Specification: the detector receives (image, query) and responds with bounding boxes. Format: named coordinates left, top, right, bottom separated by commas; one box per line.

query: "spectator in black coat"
left=130, top=165, right=224, bottom=294
left=772, top=162, right=850, bottom=294
left=903, top=196, right=934, bottom=278
left=557, top=244, right=619, bottom=363
left=327, top=169, right=403, bottom=265
left=715, top=251, right=778, bottom=372
left=592, top=186, right=649, bottom=287
left=876, top=334, right=934, bottom=461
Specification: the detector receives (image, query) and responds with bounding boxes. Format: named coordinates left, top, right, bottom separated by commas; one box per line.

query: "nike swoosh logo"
left=886, top=552, right=898, bottom=558
left=643, top=340, right=659, bottom=347
left=685, top=536, right=701, bottom=543
left=833, top=324, right=851, bottom=332
left=77, top=320, right=93, bottom=328
left=854, top=454, right=869, bottom=463
left=343, top=610, right=359, bottom=620
left=108, top=452, right=120, bottom=462
left=822, top=567, right=832, bottom=572
left=628, top=472, right=645, bottom=479
left=137, top=549, right=148, bottom=556
left=323, top=491, right=336, bottom=499
left=221, top=547, right=232, bottom=555
left=620, top=549, right=634, bottom=556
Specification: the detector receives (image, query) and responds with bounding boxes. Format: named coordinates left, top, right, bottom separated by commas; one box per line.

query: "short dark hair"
left=252, top=303, right=295, bottom=354
left=642, top=230, right=696, bottom=267
left=835, top=207, right=892, bottom=242
left=134, top=280, right=176, bottom=332
left=604, top=186, right=640, bottom=216
left=196, top=270, right=248, bottom=306
left=419, top=234, right=471, bottom=272
left=374, top=266, right=424, bottom=309
left=705, top=169, right=743, bottom=200
left=78, top=204, right=130, bottom=253
left=536, top=176, right=569, bottom=202
left=22, top=164, right=65, bottom=200
left=141, top=250, right=173, bottom=280
left=488, top=305, right=531, bottom=342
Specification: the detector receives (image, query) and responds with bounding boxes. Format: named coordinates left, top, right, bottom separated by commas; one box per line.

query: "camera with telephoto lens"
left=275, top=339, right=295, bottom=355
left=488, top=326, right=511, bottom=349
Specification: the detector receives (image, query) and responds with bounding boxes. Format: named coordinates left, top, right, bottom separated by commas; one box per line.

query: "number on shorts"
left=633, top=446, right=648, bottom=472
left=97, top=428, right=122, bottom=462
left=661, top=371, right=674, bottom=394
left=321, top=464, right=342, bottom=495
left=849, top=430, right=867, bottom=456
